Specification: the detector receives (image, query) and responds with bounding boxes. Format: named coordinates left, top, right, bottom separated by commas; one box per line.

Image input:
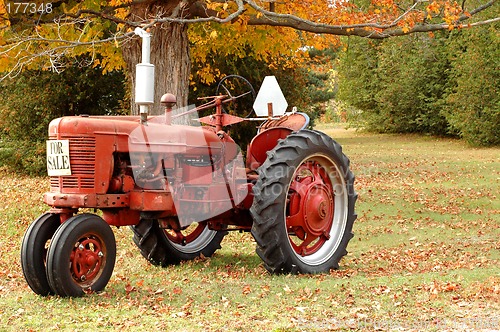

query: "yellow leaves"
left=96, top=44, right=125, bottom=73
left=426, top=1, right=441, bottom=15
left=0, top=12, right=126, bottom=74
left=206, top=0, right=230, bottom=12
left=114, top=8, right=129, bottom=21
left=195, top=66, right=221, bottom=85
left=424, top=0, right=464, bottom=31
left=109, top=0, right=132, bottom=6
left=0, top=2, right=6, bottom=16
left=190, top=19, right=310, bottom=78
left=0, top=3, right=10, bottom=30
left=443, top=1, right=463, bottom=26
left=206, top=1, right=219, bottom=11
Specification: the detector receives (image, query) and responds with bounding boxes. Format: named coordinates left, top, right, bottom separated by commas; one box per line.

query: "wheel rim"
left=285, top=154, right=348, bottom=265
left=70, top=233, right=107, bottom=287
left=163, top=222, right=218, bottom=254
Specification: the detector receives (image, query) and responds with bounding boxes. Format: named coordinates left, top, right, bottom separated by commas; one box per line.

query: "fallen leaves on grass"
left=1, top=135, right=499, bottom=331
left=422, top=280, right=461, bottom=299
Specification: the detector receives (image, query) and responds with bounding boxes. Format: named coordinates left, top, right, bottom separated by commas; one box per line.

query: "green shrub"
left=374, top=35, right=450, bottom=135
left=0, top=140, right=46, bottom=176
left=445, top=25, right=500, bottom=146
left=0, top=55, right=126, bottom=175
left=336, top=28, right=499, bottom=146
left=337, top=38, right=381, bottom=117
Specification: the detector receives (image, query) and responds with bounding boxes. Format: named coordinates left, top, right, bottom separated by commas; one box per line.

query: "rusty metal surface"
left=259, top=112, right=309, bottom=132
left=44, top=193, right=130, bottom=209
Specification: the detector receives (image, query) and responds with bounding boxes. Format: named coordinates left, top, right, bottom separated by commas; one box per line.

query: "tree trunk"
left=122, top=1, right=191, bottom=115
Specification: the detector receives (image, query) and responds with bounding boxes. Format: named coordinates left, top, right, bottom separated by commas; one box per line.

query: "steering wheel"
left=216, top=75, right=256, bottom=118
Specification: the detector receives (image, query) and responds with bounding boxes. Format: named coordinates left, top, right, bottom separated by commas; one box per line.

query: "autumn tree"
left=0, top=0, right=498, bottom=115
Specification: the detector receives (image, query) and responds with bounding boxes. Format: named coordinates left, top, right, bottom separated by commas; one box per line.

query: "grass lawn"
left=0, top=125, right=498, bottom=331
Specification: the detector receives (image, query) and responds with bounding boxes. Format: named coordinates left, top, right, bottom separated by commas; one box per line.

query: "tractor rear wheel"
left=131, top=219, right=227, bottom=266
left=21, top=213, right=60, bottom=296
left=46, top=214, right=116, bottom=297
left=250, top=129, right=357, bottom=274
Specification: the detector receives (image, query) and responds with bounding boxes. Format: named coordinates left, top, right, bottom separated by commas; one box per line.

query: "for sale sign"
left=47, top=140, right=71, bottom=176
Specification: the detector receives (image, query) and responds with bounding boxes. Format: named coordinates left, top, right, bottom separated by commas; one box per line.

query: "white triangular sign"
left=253, top=76, right=288, bottom=117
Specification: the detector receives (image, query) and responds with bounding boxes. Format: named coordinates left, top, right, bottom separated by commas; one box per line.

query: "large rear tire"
left=21, top=213, right=60, bottom=296
left=46, top=214, right=116, bottom=297
left=131, top=219, right=227, bottom=266
left=250, top=129, right=357, bottom=274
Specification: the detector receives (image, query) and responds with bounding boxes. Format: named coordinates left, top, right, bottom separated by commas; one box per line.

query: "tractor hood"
left=48, top=115, right=223, bottom=155
left=49, top=115, right=142, bottom=138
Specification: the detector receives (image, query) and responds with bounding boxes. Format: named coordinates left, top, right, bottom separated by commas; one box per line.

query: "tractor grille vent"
left=50, top=136, right=96, bottom=191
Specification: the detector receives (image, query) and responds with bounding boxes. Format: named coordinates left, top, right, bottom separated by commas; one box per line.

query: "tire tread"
left=250, top=129, right=357, bottom=274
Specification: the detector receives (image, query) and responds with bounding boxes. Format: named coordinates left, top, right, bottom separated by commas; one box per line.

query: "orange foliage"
left=0, top=0, right=485, bottom=79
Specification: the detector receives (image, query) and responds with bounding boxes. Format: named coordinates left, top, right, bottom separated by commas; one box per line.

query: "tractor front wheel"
left=131, top=219, right=227, bottom=266
left=46, top=214, right=116, bottom=297
left=250, top=129, right=357, bottom=274
left=21, top=213, right=61, bottom=296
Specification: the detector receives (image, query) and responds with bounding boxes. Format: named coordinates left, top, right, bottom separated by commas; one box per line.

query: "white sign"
left=253, top=76, right=288, bottom=117
left=47, top=140, right=71, bottom=176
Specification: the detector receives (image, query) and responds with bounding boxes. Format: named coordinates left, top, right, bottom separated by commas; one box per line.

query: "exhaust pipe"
left=134, top=27, right=155, bottom=124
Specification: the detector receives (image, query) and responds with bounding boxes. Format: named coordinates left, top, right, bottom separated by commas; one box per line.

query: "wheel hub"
left=70, top=238, right=104, bottom=283
left=304, top=184, right=333, bottom=238
left=286, top=161, right=335, bottom=256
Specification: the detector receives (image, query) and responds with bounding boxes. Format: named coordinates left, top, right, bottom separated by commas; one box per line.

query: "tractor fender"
left=246, top=127, right=293, bottom=171
left=246, top=112, right=310, bottom=171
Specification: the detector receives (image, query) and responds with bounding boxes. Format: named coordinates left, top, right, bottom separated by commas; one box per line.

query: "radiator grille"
left=50, top=136, right=96, bottom=191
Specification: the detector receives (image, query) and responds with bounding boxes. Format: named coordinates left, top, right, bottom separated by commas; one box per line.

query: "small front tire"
left=46, top=214, right=116, bottom=297
left=21, top=213, right=61, bottom=296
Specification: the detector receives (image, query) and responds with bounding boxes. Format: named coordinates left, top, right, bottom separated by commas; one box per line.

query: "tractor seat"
left=258, top=112, right=310, bottom=133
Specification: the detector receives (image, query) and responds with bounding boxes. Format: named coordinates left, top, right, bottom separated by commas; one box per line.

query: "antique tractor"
left=20, top=30, right=357, bottom=297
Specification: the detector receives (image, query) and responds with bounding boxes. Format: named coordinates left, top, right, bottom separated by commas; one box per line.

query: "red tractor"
left=20, top=31, right=356, bottom=297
